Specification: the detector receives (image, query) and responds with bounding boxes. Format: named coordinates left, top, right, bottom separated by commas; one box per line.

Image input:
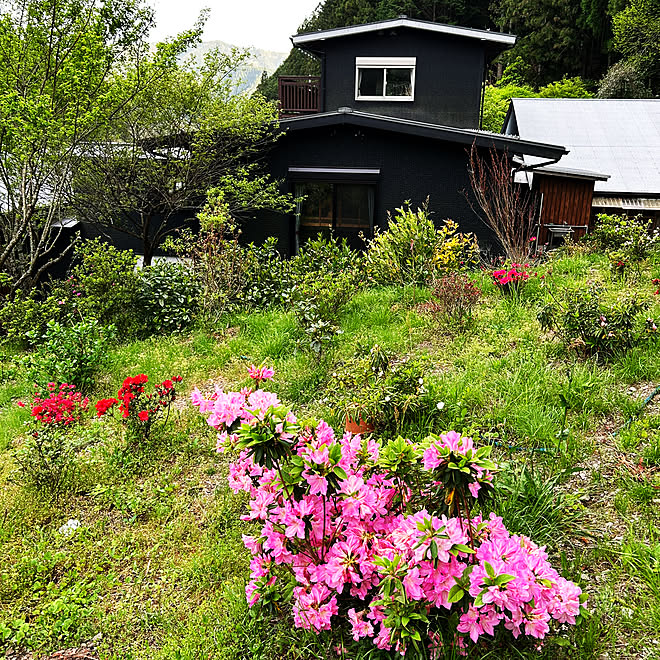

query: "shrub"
left=23, top=320, right=115, bottom=391
left=244, top=234, right=361, bottom=312
left=96, top=373, right=183, bottom=446
left=243, top=237, right=293, bottom=309
left=164, top=206, right=253, bottom=319
left=59, top=238, right=141, bottom=336
left=192, top=372, right=586, bottom=656
left=330, top=345, right=439, bottom=435
left=14, top=383, right=89, bottom=496
left=291, top=269, right=357, bottom=354
left=290, top=233, right=358, bottom=280
left=138, top=261, right=200, bottom=335
left=0, top=289, right=68, bottom=346
left=587, top=213, right=659, bottom=261
left=423, top=273, right=481, bottom=327
left=364, top=204, right=478, bottom=287
left=538, top=284, right=658, bottom=357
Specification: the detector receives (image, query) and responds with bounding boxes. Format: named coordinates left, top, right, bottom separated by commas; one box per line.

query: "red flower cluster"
left=96, top=374, right=183, bottom=429
left=493, top=264, right=530, bottom=287
left=19, top=383, right=89, bottom=427
left=95, top=398, right=118, bottom=417
left=653, top=278, right=660, bottom=295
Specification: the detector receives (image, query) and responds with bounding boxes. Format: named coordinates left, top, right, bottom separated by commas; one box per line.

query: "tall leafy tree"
left=0, top=0, right=198, bottom=289
left=612, top=0, right=660, bottom=93
left=71, top=50, right=292, bottom=265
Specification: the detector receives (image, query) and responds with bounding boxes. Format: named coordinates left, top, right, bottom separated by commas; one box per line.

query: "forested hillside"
left=257, top=0, right=659, bottom=105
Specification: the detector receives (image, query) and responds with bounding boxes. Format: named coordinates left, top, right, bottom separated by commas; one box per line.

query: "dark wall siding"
left=246, top=123, right=499, bottom=255
left=318, top=28, right=484, bottom=128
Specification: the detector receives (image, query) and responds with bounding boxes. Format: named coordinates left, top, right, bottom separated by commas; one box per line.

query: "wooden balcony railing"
left=278, top=76, right=321, bottom=117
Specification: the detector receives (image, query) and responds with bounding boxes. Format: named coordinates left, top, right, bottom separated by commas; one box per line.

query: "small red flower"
left=138, top=411, right=149, bottom=422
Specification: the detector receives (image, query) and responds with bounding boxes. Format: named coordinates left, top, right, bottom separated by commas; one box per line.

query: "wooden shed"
left=529, top=164, right=609, bottom=248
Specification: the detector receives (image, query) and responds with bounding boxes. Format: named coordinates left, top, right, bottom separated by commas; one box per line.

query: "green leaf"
left=333, top=466, right=348, bottom=480
left=452, top=543, right=475, bottom=555
left=447, top=585, right=464, bottom=603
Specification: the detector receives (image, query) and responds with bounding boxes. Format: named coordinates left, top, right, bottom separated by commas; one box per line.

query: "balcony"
left=278, top=76, right=321, bottom=117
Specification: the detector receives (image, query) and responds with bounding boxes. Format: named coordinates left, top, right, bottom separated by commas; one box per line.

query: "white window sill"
left=355, top=96, right=415, bottom=102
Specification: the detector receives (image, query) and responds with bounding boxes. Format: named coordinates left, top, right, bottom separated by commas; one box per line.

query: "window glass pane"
left=299, top=182, right=332, bottom=228
left=336, top=184, right=371, bottom=229
left=358, top=68, right=384, bottom=97
left=385, top=68, right=413, bottom=96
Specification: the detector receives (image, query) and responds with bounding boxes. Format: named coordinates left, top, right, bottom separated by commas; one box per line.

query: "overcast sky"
left=148, top=0, right=322, bottom=53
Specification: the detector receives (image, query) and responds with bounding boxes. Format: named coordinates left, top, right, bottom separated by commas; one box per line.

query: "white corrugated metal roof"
left=506, top=99, right=660, bottom=195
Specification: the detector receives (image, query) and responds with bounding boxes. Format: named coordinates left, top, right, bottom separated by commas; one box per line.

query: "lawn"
left=2, top=245, right=660, bottom=659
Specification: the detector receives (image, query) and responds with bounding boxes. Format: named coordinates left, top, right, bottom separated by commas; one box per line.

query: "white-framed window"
left=355, top=57, right=416, bottom=101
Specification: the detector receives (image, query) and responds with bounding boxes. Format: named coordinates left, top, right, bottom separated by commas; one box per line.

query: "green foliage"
left=481, top=83, right=536, bottom=132
left=492, top=0, right=612, bottom=86
left=588, top=213, right=659, bottom=261
left=481, top=76, right=592, bottom=133
left=538, top=284, right=657, bottom=358
left=597, top=59, right=653, bottom=98
left=492, top=465, right=580, bottom=550
left=288, top=236, right=360, bottom=353
left=612, top=0, right=660, bottom=95
left=60, top=238, right=142, bottom=336
left=73, top=47, right=283, bottom=262
left=538, top=77, right=593, bottom=98
left=364, top=204, right=478, bottom=287
left=0, top=573, right=100, bottom=650
left=0, top=289, right=67, bottom=347
left=292, top=270, right=357, bottom=354
left=330, top=344, right=439, bottom=436
left=14, top=428, right=79, bottom=497
left=243, top=233, right=361, bottom=314
left=23, top=320, right=115, bottom=391
left=0, top=0, right=180, bottom=289
left=139, top=262, right=200, bottom=335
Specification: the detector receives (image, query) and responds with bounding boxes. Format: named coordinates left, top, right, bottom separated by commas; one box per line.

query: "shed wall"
left=534, top=174, right=594, bottom=244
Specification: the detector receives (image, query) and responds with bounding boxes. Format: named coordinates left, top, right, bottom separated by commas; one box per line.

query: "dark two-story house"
left=246, top=17, right=567, bottom=254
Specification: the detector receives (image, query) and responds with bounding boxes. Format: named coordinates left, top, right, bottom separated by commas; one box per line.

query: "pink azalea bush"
left=192, top=372, right=586, bottom=656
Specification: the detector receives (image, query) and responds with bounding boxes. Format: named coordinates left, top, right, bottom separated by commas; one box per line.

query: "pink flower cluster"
left=247, top=364, right=275, bottom=383
left=493, top=264, right=530, bottom=288
left=193, top=378, right=586, bottom=654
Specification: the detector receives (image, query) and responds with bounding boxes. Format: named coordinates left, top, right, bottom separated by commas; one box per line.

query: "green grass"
left=2, top=250, right=660, bottom=658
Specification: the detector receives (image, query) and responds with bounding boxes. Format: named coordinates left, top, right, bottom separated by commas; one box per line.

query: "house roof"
left=504, top=98, right=660, bottom=195
left=532, top=163, right=610, bottom=181
left=280, top=108, right=567, bottom=159
left=292, top=17, right=516, bottom=48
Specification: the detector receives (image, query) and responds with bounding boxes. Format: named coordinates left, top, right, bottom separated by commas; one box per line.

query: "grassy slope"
left=1, top=252, right=660, bottom=659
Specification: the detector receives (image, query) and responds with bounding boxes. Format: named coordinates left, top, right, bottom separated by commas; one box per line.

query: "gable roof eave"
left=278, top=110, right=567, bottom=160
left=291, top=17, right=516, bottom=48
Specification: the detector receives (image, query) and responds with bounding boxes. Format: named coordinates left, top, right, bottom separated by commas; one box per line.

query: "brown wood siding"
left=533, top=174, right=595, bottom=245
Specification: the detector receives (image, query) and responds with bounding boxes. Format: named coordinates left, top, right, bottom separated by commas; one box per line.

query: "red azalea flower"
left=95, top=398, right=118, bottom=417
left=138, top=411, right=149, bottom=422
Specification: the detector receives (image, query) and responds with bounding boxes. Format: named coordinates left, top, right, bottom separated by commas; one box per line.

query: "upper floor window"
left=355, top=57, right=416, bottom=101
